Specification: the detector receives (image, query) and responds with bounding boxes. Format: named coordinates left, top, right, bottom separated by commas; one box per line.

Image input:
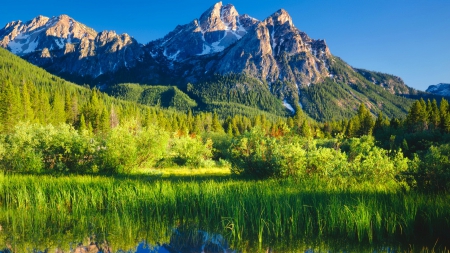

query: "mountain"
left=426, top=83, right=450, bottom=97
left=0, top=14, right=142, bottom=78
left=0, top=2, right=418, bottom=121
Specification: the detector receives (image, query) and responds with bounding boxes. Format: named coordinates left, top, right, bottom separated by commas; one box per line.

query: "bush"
left=229, top=127, right=283, bottom=178
left=97, top=121, right=170, bottom=173
left=170, top=135, right=213, bottom=167
left=306, top=147, right=348, bottom=178
left=202, top=132, right=232, bottom=160
left=414, top=144, right=450, bottom=192
left=0, top=123, right=97, bottom=173
left=345, top=136, right=409, bottom=185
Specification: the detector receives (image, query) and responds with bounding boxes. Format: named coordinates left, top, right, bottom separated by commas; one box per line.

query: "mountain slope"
left=0, top=14, right=142, bottom=78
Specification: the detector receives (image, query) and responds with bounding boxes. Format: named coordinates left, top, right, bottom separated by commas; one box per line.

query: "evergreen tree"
left=440, top=98, right=449, bottom=131
left=99, top=108, right=110, bottom=134
left=21, top=81, right=35, bottom=122
left=79, top=114, right=87, bottom=133
left=429, top=99, right=440, bottom=129
left=211, top=112, right=224, bottom=133
left=51, top=93, right=66, bottom=125
left=357, top=103, right=374, bottom=136
left=300, top=120, right=312, bottom=139
left=0, top=79, right=20, bottom=132
left=293, top=105, right=305, bottom=127
left=406, top=99, right=428, bottom=132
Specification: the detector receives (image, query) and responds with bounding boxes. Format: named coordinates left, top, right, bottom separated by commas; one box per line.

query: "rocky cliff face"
left=212, top=9, right=331, bottom=87
left=0, top=2, right=332, bottom=86
left=0, top=15, right=142, bottom=77
left=355, top=68, right=416, bottom=95
left=0, top=15, right=97, bottom=55
left=147, top=2, right=258, bottom=61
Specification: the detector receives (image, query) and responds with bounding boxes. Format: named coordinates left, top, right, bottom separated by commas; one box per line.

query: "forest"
left=1, top=47, right=450, bottom=251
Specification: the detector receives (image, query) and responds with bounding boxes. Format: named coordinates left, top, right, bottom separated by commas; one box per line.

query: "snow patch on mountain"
left=426, top=83, right=450, bottom=97
left=283, top=99, right=295, bottom=112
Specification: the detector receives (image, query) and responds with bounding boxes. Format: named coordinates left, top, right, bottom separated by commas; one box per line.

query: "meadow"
left=1, top=171, right=449, bottom=252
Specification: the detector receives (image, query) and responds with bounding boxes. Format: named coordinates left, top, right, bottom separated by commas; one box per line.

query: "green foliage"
left=202, top=132, right=233, bottom=160
left=345, top=136, right=408, bottom=186
left=411, top=144, right=450, bottom=192
left=301, top=57, right=413, bottom=122
left=229, top=127, right=282, bottom=178
left=97, top=121, right=170, bottom=173
left=189, top=74, right=287, bottom=116
left=2, top=175, right=450, bottom=250
left=0, top=123, right=97, bottom=173
left=106, top=83, right=198, bottom=111
left=230, top=131, right=408, bottom=187
left=169, top=135, right=213, bottom=167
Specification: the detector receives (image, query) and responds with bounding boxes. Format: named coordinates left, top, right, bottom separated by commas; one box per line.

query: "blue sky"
left=1, top=0, right=449, bottom=91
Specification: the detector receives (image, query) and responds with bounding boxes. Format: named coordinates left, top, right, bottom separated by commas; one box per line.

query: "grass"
left=130, top=166, right=232, bottom=177
left=0, top=172, right=449, bottom=252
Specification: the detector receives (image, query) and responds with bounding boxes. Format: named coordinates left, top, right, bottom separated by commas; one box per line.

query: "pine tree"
left=79, top=114, right=87, bottom=133
left=439, top=98, right=449, bottom=131
left=99, top=108, right=110, bottom=134
left=51, top=93, right=66, bottom=125
left=293, top=105, right=305, bottom=127
left=429, top=99, right=440, bottom=129
left=21, top=81, right=34, bottom=122
left=300, top=120, right=312, bottom=139
left=345, top=117, right=359, bottom=138
left=37, top=90, right=53, bottom=125
left=406, top=99, right=428, bottom=132
left=0, top=79, right=20, bottom=132
left=211, top=112, right=224, bottom=133
left=357, top=103, right=374, bottom=136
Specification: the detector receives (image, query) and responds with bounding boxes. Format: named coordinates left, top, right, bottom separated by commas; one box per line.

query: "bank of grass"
left=0, top=172, right=449, bottom=252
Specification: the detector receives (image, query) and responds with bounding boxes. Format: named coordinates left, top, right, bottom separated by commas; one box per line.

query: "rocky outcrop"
left=0, top=14, right=142, bottom=77
left=355, top=68, right=416, bottom=95
left=0, top=15, right=97, bottom=55
left=147, top=1, right=258, bottom=61
left=426, top=83, right=450, bottom=97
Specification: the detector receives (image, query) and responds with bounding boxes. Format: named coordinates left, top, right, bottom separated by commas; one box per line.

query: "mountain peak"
left=199, top=1, right=226, bottom=32
left=426, top=83, right=450, bottom=97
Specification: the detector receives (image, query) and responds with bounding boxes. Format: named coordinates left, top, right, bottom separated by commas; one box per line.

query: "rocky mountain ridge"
left=0, top=14, right=142, bottom=77
left=0, top=2, right=419, bottom=121
left=426, top=83, right=450, bottom=97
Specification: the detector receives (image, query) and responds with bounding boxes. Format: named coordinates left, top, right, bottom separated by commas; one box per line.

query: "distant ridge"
left=426, top=83, right=450, bottom=97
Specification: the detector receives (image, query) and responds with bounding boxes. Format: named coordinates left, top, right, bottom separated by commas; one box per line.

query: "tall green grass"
left=0, top=173, right=449, bottom=252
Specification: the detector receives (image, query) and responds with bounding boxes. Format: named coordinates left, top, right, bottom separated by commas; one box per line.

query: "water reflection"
left=0, top=227, right=433, bottom=253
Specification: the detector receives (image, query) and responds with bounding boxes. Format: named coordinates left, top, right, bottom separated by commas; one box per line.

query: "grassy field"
left=0, top=171, right=449, bottom=252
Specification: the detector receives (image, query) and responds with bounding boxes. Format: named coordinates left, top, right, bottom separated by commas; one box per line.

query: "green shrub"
left=202, top=132, right=232, bottom=160
left=229, top=127, right=282, bottom=178
left=97, top=121, right=170, bottom=173
left=306, top=147, right=348, bottom=178
left=415, top=144, right=450, bottom=192
left=0, top=123, right=97, bottom=173
left=170, top=135, right=213, bottom=167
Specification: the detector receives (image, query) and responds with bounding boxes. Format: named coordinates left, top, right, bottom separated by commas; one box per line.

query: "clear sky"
left=1, top=0, right=449, bottom=91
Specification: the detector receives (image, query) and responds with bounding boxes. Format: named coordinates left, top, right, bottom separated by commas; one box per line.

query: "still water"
left=0, top=223, right=441, bottom=253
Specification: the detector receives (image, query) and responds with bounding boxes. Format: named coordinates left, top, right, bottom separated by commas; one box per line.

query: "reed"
left=0, top=173, right=449, bottom=252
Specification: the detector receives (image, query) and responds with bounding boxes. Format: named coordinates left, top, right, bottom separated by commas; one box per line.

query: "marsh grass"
left=0, top=173, right=449, bottom=252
